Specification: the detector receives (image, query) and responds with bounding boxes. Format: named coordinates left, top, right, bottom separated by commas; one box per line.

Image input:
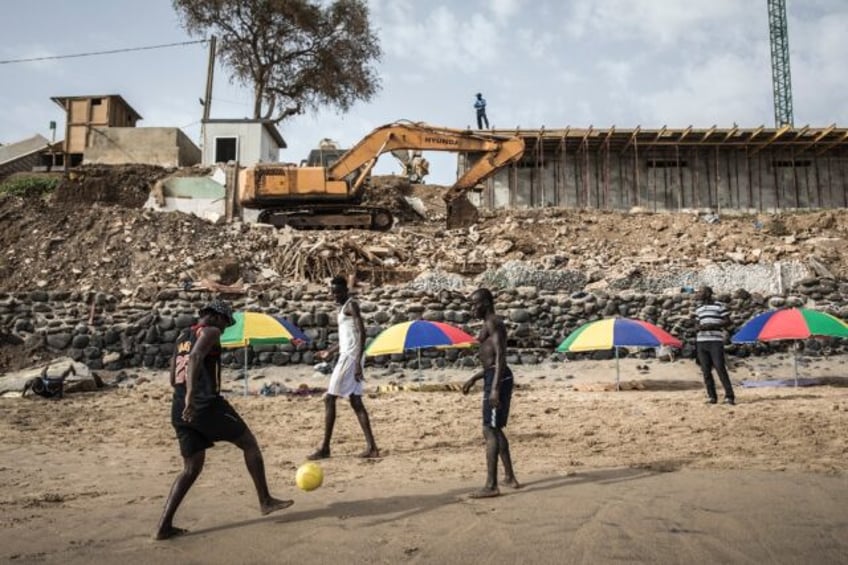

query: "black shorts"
left=171, top=394, right=248, bottom=457
left=482, top=368, right=514, bottom=428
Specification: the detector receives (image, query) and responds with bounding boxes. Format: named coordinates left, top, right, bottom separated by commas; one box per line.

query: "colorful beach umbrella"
left=221, top=312, right=309, bottom=395
left=557, top=317, right=682, bottom=390
left=365, top=320, right=477, bottom=355
left=731, top=308, right=848, bottom=386
left=221, top=312, right=308, bottom=348
left=731, top=308, right=848, bottom=343
left=365, top=320, right=477, bottom=379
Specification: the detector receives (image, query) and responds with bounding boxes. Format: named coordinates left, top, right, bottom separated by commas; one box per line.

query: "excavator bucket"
left=446, top=194, right=479, bottom=229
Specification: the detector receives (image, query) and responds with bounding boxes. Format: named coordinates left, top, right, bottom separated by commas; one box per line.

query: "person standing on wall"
left=474, top=93, right=490, bottom=129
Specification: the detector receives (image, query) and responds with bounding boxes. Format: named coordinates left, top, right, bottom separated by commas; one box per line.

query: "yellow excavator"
left=238, top=121, right=525, bottom=230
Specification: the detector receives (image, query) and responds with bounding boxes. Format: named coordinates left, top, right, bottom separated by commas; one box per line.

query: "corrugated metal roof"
left=0, top=134, right=50, bottom=166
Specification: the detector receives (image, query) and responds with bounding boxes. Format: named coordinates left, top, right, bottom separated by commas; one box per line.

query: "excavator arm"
left=328, top=122, right=524, bottom=227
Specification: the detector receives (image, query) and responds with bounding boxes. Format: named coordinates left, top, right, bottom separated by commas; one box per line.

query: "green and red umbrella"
left=731, top=308, right=848, bottom=386
left=731, top=308, right=848, bottom=343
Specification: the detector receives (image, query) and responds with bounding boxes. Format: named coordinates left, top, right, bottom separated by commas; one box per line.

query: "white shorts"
left=327, top=353, right=364, bottom=398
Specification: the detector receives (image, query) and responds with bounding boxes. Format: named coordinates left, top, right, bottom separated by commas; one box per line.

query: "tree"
left=173, top=0, right=381, bottom=124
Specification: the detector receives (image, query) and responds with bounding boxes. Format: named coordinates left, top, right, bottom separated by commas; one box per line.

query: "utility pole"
left=199, top=35, right=216, bottom=159
left=202, top=35, right=216, bottom=122
left=767, top=0, right=794, bottom=127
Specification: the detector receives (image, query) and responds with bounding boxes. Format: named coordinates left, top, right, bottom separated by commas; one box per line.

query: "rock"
left=46, top=333, right=73, bottom=349
left=508, top=309, right=531, bottom=323
left=71, top=334, right=90, bottom=349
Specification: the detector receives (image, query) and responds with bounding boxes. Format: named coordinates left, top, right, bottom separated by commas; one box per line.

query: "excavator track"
left=257, top=205, right=393, bottom=231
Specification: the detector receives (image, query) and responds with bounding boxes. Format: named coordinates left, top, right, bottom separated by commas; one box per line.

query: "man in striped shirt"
left=695, top=286, right=736, bottom=405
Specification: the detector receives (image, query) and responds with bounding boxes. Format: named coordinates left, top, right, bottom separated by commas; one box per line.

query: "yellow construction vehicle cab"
left=238, top=121, right=525, bottom=230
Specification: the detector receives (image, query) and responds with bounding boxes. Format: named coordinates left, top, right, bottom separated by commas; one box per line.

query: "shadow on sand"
left=184, top=466, right=659, bottom=538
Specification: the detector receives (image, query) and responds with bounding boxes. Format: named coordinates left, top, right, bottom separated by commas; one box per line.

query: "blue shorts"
left=482, top=368, right=513, bottom=428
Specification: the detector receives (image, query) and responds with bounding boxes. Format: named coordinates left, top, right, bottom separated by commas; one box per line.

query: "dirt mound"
left=55, top=164, right=174, bottom=208
left=0, top=164, right=847, bottom=294
left=362, top=175, right=430, bottom=223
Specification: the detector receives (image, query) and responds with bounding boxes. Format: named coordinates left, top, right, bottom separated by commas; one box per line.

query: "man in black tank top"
left=155, top=300, right=293, bottom=540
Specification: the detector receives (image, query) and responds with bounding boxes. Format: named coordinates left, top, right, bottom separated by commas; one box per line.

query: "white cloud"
left=489, top=0, right=523, bottom=22
left=636, top=52, right=771, bottom=127
left=564, top=0, right=750, bottom=46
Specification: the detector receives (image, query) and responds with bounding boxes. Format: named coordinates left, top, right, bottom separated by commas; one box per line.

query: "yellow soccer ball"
left=296, top=462, right=324, bottom=492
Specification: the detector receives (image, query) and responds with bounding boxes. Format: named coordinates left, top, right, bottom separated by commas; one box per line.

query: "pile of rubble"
left=1, top=167, right=847, bottom=299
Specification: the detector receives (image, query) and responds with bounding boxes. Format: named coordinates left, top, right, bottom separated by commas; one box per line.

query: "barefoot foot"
left=503, top=477, right=522, bottom=489
left=155, top=526, right=188, bottom=541
left=261, top=497, right=294, bottom=516
left=468, top=487, right=500, bottom=499
left=306, top=448, right=330, bottom=461
left=358, top=447, right=381, bottom=459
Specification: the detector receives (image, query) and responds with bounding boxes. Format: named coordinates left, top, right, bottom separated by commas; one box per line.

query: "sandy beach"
left=2, top=353, right=848, bottom=564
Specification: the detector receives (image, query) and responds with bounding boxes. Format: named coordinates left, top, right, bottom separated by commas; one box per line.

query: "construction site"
left=0, top=0, right=847, bottom=374
left=3, top=3, right=848, bottom=564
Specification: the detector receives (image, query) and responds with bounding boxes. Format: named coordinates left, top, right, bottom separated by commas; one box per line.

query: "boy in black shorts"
left=462, top=288, right=520, bottom=498
left=155, top=300, right=293, bottom=540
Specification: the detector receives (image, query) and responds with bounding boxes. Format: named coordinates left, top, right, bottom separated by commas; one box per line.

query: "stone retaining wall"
left=1, top=277, right=847, bottom=372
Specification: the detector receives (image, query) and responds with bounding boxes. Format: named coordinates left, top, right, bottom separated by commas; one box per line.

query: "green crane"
left=767, top=0, right=794, bottom=127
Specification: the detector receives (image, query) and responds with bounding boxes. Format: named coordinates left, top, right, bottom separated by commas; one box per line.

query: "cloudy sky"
left=2, top=0, right=847, bottom=183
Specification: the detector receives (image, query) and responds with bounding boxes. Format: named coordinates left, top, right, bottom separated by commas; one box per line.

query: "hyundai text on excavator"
left=237, top=121, right=525, bottom=230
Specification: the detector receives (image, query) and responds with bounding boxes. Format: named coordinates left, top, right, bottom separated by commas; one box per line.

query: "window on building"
left=647, top=160, right=688, bottom=168
left=214, top=137, right=238, bottom=163
left=772, top=159, right=811, bottom=168
left=91, top=98, right=102, bottom=106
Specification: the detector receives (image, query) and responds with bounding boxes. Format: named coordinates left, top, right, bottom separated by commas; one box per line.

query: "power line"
left=0, top=39, right=207, bottom=65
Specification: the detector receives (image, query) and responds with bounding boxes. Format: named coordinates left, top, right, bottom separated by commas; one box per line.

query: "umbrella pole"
left=244, top=345, right=248, bottom=396
left=793, top=343, right=799, bottom=388
left=615, top=347, right=620, bottom=392
left=416, top=348, right=423, bottom=383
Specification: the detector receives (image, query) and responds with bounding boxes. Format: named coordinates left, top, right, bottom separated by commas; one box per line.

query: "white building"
left=201, top=119, right=286, bottom=166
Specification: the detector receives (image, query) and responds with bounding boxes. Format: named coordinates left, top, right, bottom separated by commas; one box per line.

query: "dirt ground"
left=1, top=357, right=847, bottom=563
